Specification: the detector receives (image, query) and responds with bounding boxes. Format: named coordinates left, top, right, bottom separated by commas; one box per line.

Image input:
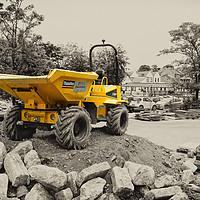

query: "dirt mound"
left=0, top=123, right=179, bottom=177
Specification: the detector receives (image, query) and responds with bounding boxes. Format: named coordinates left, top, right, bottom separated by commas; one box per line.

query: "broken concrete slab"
left=17, top=185, right=29, bottom=198
left=24, top=149, right=41, bottom=169
left=124, top=161, right=142, bottom=179
left=155, top=175, right=177, bottom=189
left=67, top=171, right=78, bottom=196
left=188, top=184, right=200, bottom=193
left=0, top=141, right=7, bottom=169
left=194, top=159, right=200, bottom=169
left=25, top=183, right=54, bottom=200
left=177, top=142, right=199, bottom=154
left=11, top=140, right=33, bottom=160
left=111, top=166, right=134, bottom=198
left=28, top=164, right=68, bottom=191
left=181, top=169, right=195, bottom=184
left=169, top=192, right=188, bottom=200
left=124, top=161, right=155, bottom=186
left=77, top=162, right=111, bottom=187
left=183, top=160, right=197, bottom=173
left=55, top=188, right=73, bottom=200
left=0, top=173, right=9, bottom=199
left=80, top=177, right=106, bottom=200
left=132, top=165, right=155, bottom=186
left=4, top=152, right=30, bottom=187
left=144, top=186, right=182, bottom=200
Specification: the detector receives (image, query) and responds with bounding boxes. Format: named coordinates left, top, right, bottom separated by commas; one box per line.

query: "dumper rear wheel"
left=107, top=106, right=129, bottom=135
left=54, top=106, right=91, bottom=149
left=3, top=105, right=35, bottom=140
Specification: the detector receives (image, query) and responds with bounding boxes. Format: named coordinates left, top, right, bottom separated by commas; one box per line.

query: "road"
left=127, top=117, right=200, bottom=150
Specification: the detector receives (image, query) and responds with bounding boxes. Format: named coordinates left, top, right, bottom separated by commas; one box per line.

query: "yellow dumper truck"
left=0, top=42, right=129, bottom=149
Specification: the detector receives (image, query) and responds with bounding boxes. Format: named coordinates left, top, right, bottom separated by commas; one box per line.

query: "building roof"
left=122, top=76, right=132, bottom=84
left=130, top=77, right=146, bottom=83
left=136, top=71, right=150, bottom=77
left=152, top=71, right=159, bottom=76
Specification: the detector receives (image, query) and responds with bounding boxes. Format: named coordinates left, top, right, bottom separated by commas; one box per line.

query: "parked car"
left=156, top=97, right=183, bottom=111
left=127, top=97, right=157, bottom=112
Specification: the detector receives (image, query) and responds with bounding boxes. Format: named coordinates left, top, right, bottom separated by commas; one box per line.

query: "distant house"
left=153, top=72, right=161, bottom=83
left=180, top=76, right=192, bottom=83
left=122, top=70, right=173, bottom=97
left=159, top=68, right=181, bottom=82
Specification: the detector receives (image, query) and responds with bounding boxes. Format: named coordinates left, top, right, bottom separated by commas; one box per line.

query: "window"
left=127, top=87, right=131, bottom=91
left=132, top=86, right=136, bottom=91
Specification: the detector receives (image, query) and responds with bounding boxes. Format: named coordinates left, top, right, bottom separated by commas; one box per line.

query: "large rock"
left=25, top=183, right=54, bottom=200
left=177, top=142, right=199, bottom=153
left=0, top=173, right=9, bottom=199
left=67, top=171, right=78, bottom=196
left=124, top=161, right=155, bottom=186
left=24, top=150, right=41, bottom=169
left=169, top=192, right=189, bottom=200
left=194, top=159, right=200, bottom=169
left=124, top=161, right=142, bottom=178
left=4, top=152, right=30, bottom=187
left=80, top=177, right=106, bottom=200
left=11, top=140, right=33, bottom=160
left=155, top=175, right=177, bottom=188
left=183, top=160, right=197, bottom=173
left=181, top=169, right=195, bottom=184
left=17, top=185, right=29, bottom=198
left=77, top=162, right=111, bottom=187
left=28, top=165, right=67, bottom=191
left=144, top=186, right=182, bottom=200
left=111, top=166, right=134, bottom=198
left=55, top=188, right=73, bottom=200
left=0, top=141, right=7, bottom=169
left=188, top=184, right=200, bottom=193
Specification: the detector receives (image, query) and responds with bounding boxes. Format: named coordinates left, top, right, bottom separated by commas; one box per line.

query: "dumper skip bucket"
left=0, top=69, right=98, bottom=109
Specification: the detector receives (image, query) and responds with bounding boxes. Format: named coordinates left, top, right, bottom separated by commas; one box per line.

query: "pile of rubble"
left=133, top=109, right=200, bottom=121
left=135, top=111, right=164, bottom=121
left=1, top=140, right=200, bottom=200
left=174, top=109, right=200, bottom=120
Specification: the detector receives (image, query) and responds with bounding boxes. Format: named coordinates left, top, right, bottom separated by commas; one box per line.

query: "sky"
left=4, top=0, right=200, bottom=71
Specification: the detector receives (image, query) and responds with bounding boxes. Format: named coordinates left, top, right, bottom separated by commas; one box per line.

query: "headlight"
left=24, top=112, right=28, bottom=118
left=50, top=114, right=56, bottom=120
left=33, top=117, right=40, bottom=122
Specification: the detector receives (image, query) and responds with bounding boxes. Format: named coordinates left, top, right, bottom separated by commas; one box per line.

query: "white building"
left=122, top=70, right=173, bottom=97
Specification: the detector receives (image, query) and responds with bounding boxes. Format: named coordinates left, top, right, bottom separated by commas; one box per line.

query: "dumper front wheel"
left=3, top=105, right=35, bottom=140
left=107, top=106, right=129, bottom=135
left=54, top=106, right=91, bottom=149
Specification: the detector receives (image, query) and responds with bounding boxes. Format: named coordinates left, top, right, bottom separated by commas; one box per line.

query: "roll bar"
left=89, top=40, right=119, bottom=85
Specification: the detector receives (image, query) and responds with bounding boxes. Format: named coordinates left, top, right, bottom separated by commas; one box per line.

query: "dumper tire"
left=3, top=105, right=35, bottom=140
left=54, top=106, right=92, bottom=149
left=106, top=105, right=129, bottom=135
